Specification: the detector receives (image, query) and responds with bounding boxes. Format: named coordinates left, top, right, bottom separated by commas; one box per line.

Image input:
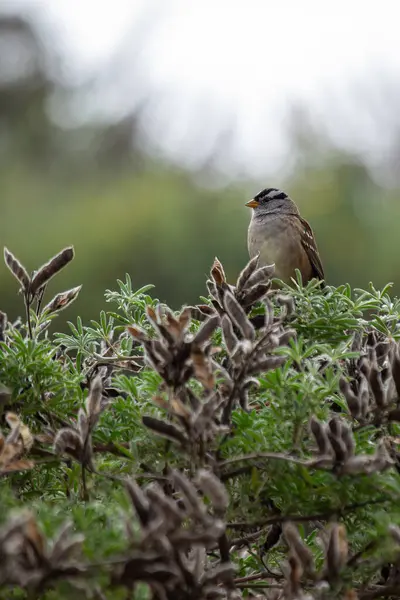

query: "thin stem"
left=234, top=572, right=279, bottom=584
left=35, top=284, right=47, bottom=315
left=218, top=451, right=310, bottom=469
left=229, top=525, right=271, bottom=547
left=360, top=585, right=400, bottom=600
left=226, top=496, right=390, bottom=531
left=236, top=583, right=283, bottom=590
left=24, top=294, right=33, bottom=339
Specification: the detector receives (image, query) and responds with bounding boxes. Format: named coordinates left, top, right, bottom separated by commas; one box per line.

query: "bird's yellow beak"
left=245, top=198, right=259, bottom=208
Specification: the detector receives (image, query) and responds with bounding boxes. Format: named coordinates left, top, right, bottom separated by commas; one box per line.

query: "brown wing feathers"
left=299, top=217, right=325, bottom=282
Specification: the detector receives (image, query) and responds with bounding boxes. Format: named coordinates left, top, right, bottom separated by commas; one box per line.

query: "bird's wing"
left=298, top=216, right=325, bottom=281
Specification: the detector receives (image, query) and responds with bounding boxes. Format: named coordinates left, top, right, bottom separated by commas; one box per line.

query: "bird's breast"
left=248, top=216, right=307, bottom=283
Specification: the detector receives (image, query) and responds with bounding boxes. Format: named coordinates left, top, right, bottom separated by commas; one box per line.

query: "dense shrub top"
left=0, top=247, right=400, bottom=599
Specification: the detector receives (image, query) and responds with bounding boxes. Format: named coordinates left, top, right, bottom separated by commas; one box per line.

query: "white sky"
left=7, top=0, right=400, bottom=181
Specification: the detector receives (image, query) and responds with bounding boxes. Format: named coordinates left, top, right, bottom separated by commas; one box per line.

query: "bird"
left=246, top=187, right=324, bottom=285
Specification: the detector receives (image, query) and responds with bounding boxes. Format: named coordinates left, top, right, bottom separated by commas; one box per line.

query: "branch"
left=360, top=585, right=400, bottom=600
left=227, top=497, right=391, bottom=531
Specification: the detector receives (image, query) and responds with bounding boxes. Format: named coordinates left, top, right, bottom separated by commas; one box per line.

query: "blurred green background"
left=1, top=5, right=400, bottom=327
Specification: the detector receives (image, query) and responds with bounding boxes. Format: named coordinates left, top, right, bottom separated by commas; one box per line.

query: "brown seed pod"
left=3, top=247, right=30, bottom=291
left=30, top=246, right=74, bottom=294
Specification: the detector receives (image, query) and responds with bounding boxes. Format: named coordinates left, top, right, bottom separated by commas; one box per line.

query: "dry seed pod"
left=164, top=308, right=185, bottom=342
left=275, top=294, right=295, bottom=317
left=249, top=355, right=286, bottom=375
left=127, top=324, right=147, bottom=341
left=224, top=291, right=255, bottom=341
left=125, top=479, right=150, bottom=526
left=50, top=521, right=85, bottom=564
left=4, top=422, right=22, bottom=446
left=169, top=396, right=192, bottom=418
left=375, top=341, right=390, bottom=363
left=367, top=331, right=377, bottom=348
left=278, top=329, right=296, bottom=346
left=0, top=430, right=22, bottom=468
left=238, top=386, right=249, bottom=411
left=328, top=434, right=348, bottom=463
left=310, top=416, right=331, bottom=456
left=30, top=246, right=74, bottom=294
left=150, top=339, right=171, bottom=362
left=178, top=306, right=192, bottom=331
left=170, top=526, right=224, bottom=548
left=328, top=417, right=342, bottom=438
left=192, top=315, right=219, bottom=346
left=369, top=363, right=386, bottom=408
left=145, top=484, right=184, bottom=525
left=359, top=357, right=371, bottom=380
left=145, top=305, right=157, bottom=324
left=221, top=315, right=238, bottom=356
left=78, top=408, right=89, bottom=443
left=191, top=346, right=215, bottom=390
left=142, top=416, right=187, bottom=446
left=86, top=375, right=104, bottom=427
left=206, top=278, right=219, bottom=302
left=240, top=283, right=271, bottom=307
left=340, top=423, right=355, bottom=457
left=211, top=257, right=226, bottom=286
left=351, top=331, right=363, bottom=353
left=54, top=428, right=83, bottom=460
left=246, top=264, right=275, bottom=288
left=23, top=512, right=46, bottom=557
left=42, top=286, right=82, bottom=314
left=236, top=253, right=260, bottom=290
left=283, top=523, right=315, bottom=575
left=339, top=455, right=375, bottom=475
left=358, top=374, right=370, bottom=419
left=263, top=298, right=275, bottom=328
left=172, top=470, right=209, bottom=522
left=3, top=247, right=30, bottom=290
left=5, top=412, right=34, bottom=451
left=196, top=469, right=229, bottom=512
left=192, top=304, right=216, bottom=318
left=339, top=377, right=361, bottom=419
left=286, top=553, right=303, bottom=597
left=325, top=524, right=348, bottom=579
left=183, top=388, right=201, bottom=411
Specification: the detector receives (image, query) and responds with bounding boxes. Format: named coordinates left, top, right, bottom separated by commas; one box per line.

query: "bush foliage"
left=1, top=246, right=400, bottom=599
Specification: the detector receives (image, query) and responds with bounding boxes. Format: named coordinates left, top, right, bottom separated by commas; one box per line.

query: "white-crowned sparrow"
left=246, top=187, right=324, bottom=285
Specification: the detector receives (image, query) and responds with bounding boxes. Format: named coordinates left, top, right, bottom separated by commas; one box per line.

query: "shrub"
left=0, top=247, right=400, bottom=599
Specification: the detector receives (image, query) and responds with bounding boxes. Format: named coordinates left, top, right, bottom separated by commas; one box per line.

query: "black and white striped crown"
left=254, top=188, right=289, bottom=202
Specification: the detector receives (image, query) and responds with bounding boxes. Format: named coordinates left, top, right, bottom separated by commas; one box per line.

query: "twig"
left=234, top=572, right=270, bottom=584
left=35, top=285, right=47, bottom=315
left=236, top=583, right=283, bottom=590
left=220, top=464, right=258, bottom=481
left=227, top=497, right=390, bottom=530
left=24, top=294, right=33, bottom=339
left=218, top=451, right=313, bottom=469
left=360, top=584, right=400, bottom=600
left=229, top=526, right=271, bottom=547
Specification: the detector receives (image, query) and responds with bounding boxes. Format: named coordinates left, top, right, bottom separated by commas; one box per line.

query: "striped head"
left=245, top=187, right=299, bottom=216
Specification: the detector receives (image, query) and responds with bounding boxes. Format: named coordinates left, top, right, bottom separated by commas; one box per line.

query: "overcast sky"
left=9, top=0, right=400, bottom=182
